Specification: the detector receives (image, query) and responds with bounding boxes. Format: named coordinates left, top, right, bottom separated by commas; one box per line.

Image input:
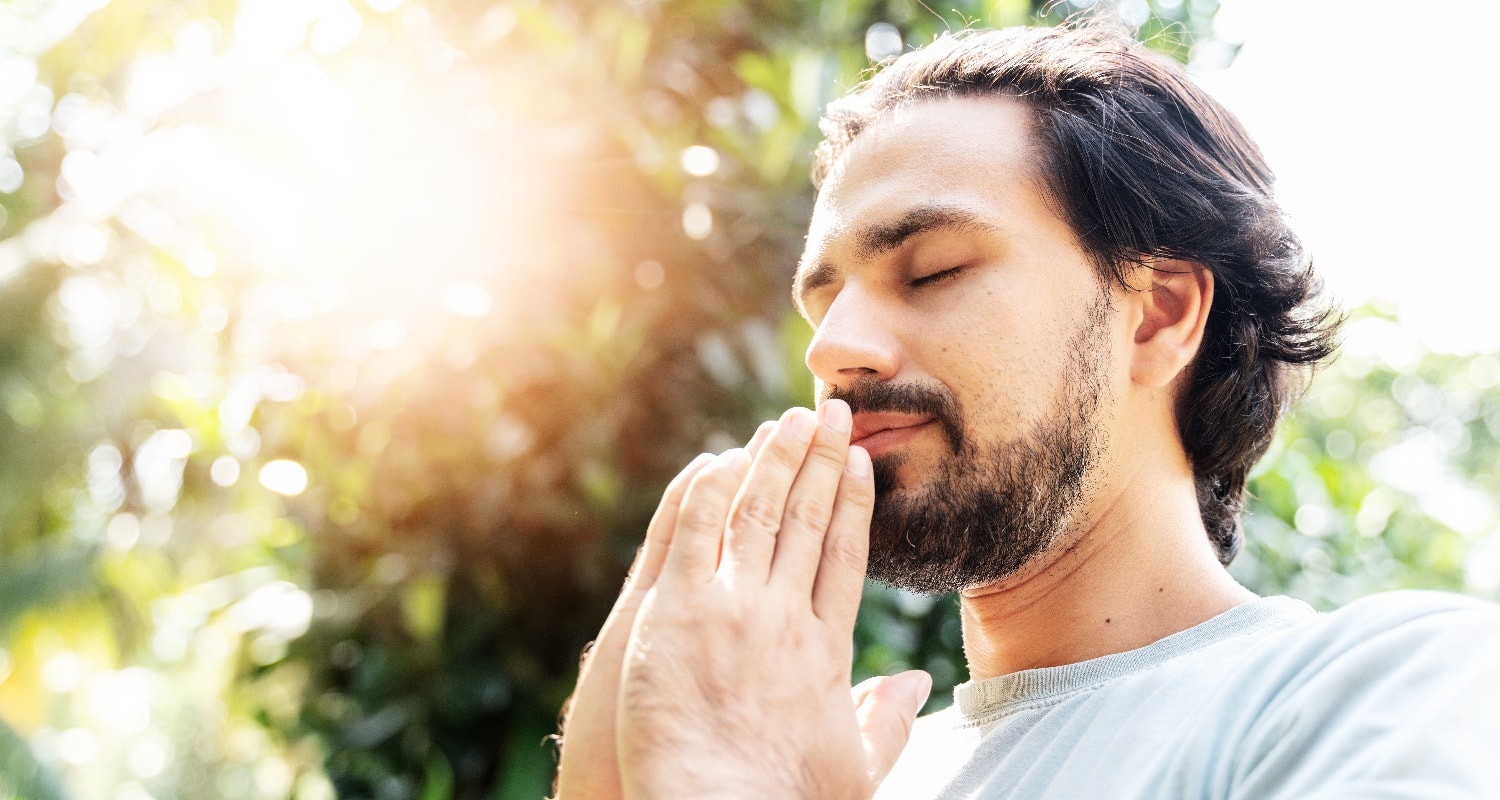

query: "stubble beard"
left=835, top=299, right=1110, bottom=595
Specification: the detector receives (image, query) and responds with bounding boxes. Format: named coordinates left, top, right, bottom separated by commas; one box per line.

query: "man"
left=554, top=25, right=1500, bottom=799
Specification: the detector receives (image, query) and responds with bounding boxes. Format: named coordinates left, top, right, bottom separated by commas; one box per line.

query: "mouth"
left=849, top=412, right=935, bottom=458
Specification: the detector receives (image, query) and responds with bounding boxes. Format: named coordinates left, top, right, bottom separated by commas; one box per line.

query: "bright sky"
left=1197, top=0, right=1500, bottom=354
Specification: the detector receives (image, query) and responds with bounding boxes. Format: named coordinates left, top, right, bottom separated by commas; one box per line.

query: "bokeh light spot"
left=185, top=249, right=218, bottom=277
left=0, top=157, right=23, bottom=193
left=106, top=513, right=142, bottom=550
left=1469, top=355, right=1500, bottom=389
left=682, top=202, right=712, bottom=240
left=328, top=496, right=359, bottom=525
left=58, top=727, right=100, bottom=765
left=440, top=282, right=493, bottom=317
left=258, top=459, right=308, bottom=496
left=680, top=145, right=720, bottom=177
left=864, top=22, right=903, bottom=62
left=368, top=318, right=406, bottom=351
left=634, top=260, right=665, bottom=290
left=157, top=429, right=194, bottom=459
left=211, top=455, right=241, bottom=487
left=128, top=738, right=170, bottom=779
left=42, top=652, right=86, bottom=693
left=1294, top=503, right=1330, bottom=536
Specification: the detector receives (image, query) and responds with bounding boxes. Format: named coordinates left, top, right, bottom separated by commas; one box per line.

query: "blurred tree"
left=5, top=1, right=1498, bottom=800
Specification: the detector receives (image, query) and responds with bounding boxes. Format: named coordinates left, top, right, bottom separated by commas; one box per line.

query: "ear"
left=1124, top=260, right=1212, bottom=389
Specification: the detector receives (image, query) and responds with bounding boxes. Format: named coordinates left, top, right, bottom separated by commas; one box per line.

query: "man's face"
left=796, top=96, right=1123, bottom=593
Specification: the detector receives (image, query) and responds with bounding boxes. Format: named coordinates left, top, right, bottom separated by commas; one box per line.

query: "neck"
left=956, top=461, right=1254, bottom=681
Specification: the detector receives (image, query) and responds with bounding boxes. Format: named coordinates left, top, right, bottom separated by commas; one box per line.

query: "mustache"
left=824, top=379, right=963, bottom=454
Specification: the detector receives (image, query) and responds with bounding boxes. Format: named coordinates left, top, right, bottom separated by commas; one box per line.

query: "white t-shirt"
left=877, top=591, right=1500, bottom=799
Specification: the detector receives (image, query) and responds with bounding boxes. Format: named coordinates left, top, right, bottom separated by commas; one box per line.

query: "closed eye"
left=910, top=266, right=963, bottom=288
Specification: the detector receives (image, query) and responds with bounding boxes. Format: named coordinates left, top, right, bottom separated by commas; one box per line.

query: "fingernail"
left=785, top=408, right=817, bottom=440
left=907, top=671, right=933, bottom=717
left=747, top=421, right=776, bottom=453
left=820, top=399, right=851, bottom=434
left=845, top=445, right=871, bottom=477
left=679, top=453, right=715, bottom=479
left=723, top=448, right=751, bottom=475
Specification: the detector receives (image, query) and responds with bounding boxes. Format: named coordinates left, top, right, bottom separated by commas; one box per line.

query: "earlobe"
left=1128, top=260, right=1212, bottom=389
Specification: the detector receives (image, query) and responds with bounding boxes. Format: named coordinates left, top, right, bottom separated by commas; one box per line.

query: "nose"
left=804, top=283, right=901, bottom=387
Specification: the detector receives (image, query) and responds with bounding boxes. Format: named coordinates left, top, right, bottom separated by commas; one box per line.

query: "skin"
left=555, top=94, right=1254, bottom=799
left=556, top=405, right=929, bottom=800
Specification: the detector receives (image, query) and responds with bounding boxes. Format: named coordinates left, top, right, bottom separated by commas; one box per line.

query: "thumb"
left=854, top=670, right=932, bottom=786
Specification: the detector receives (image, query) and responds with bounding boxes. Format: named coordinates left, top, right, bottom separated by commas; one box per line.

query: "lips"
left=849, top=412, right=934, bottom=453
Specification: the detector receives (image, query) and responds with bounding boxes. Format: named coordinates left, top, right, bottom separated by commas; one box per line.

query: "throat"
left=955, top=511, right=1255, bottom=680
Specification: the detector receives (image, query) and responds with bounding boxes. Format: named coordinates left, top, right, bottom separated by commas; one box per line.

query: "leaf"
left=0, top=544, right=98, bottom=637
left=400, top=573, right=447, bottom=644
left=419, top=750, right=455, bottom=800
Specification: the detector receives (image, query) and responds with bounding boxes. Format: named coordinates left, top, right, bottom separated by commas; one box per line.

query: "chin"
left=862, top=441, right=1090, bottom=596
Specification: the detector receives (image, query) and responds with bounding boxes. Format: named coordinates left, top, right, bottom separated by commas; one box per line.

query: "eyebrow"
left=794, top=205, right=1000, bottom=308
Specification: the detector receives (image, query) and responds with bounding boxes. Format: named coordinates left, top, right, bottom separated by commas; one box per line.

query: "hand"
left=553, top=452, right=711, bottom=800
left=553, top=425, right=778, bottom=800
left=616, top=401, right=931, bottom=800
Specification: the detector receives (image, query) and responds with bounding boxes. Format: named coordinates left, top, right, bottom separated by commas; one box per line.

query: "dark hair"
left=812, top=26, right=1340, bottom=565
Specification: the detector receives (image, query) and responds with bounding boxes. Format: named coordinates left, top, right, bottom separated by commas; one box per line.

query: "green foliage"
left=0, top=716, right=67, bottom=800
left=4, top=1, right=1498, bottom=799
left=1235, top=313, right=1500, bottom=607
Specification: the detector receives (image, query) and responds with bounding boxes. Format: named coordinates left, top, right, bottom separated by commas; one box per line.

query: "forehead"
left=802, top=95, right=1049, bottom=266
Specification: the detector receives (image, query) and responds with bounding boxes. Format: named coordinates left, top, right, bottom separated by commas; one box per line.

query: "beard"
left=827, top=299, right=1110, bottom=594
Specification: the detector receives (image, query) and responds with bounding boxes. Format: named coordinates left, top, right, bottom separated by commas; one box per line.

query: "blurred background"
left=2, top=0, right=1498, bottom=797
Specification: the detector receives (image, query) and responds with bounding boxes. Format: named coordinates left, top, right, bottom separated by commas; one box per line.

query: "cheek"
left=921, top=318, right=1045, bottom=420
left=914, top=296, right=1077, bottom=432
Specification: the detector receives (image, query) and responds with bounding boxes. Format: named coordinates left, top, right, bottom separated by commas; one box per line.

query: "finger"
left=717, top=420, right=778, bottom=571
left=745, top=420, right=776, bottom=456
left=579, top=454, right=717, bottom=699
left=662, top=448, right=751, bottom=584
left=850, top=674, right=884, bottom=707
left=559, top=449, right=719, bottom=800
left=769, top=399, right=853, bottom=595
left=628, top=452, right=716, bottom=593
left=857, top=670, right=932, bottom=786
left=721, top=408, right=818, bottom=584
left=812, top=444, right=874, bottom=625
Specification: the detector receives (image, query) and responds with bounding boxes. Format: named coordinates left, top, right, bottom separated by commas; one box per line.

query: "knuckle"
left=687, top=463, right=737, bottom=496
left=761, top=434, right=810, bottom=470
left=786, top=496, right=832, bottom=528
left=842, top=474, right=875, bottom=506
left=825, top=532, right=866, bottom=572
left=676, top=503, right=724, bottom=533
left=698, top=461, right=736, bottom=484
left=733, top=492, right=782, bottom=532
left=721, top=604, right=756, bottom=638
left=806, top=440, right=847, bottom=472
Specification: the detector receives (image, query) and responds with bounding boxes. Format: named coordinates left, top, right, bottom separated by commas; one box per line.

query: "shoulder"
left=1228, top=591, right=1500, bottom=797
left=1282, top=589, right=1500, bottom=662
left=1323, top=588, right=1500, bottom=626
left=1246, top=590, right=1500, bottom=702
